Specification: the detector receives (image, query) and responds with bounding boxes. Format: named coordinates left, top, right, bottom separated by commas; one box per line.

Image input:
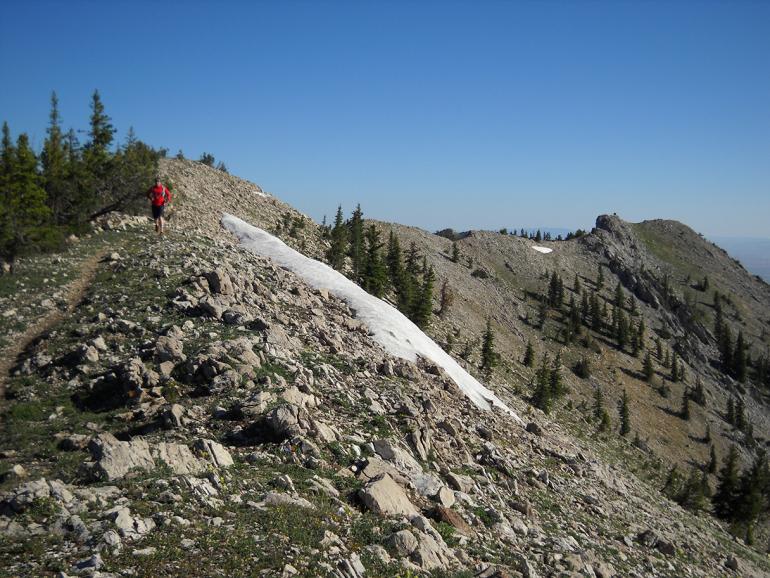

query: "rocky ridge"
left=0, top=160, right=768, bottom=576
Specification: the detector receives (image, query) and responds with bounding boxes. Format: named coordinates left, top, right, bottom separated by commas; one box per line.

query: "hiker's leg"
left=159, top=216, right=165, bottom=235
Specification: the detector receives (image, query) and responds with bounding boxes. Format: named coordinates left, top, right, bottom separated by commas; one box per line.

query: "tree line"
left=323, top=205, right=435, bottom=328
left=1, top=90, right=160, bottom=271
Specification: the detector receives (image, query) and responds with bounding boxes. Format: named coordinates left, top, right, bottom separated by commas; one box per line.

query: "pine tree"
left=523, top=340, right=535, bottom=367
left=438, top=279, right=454, bottom=317
left=596, top=264, right=604, bottom=290
left=532, top=353, right=552, bottom=413
left=720, top=324, right=733, bottom=374
left=704, top=423, right=712, bottom=443
left=656, top=337, right=663, bottom=360
left=680, top=389, right=690, bottom=420
left=413, top=262, right=434, bottom=328
left=618, top=389, right=631, bottom=436
left=480, top=318, right=497, bottom=375
left=708, top=445, right=718, bottom=474
left=734, top=331, right=747, bottom=382
left=594, top=386, right=605, bottom=421
left=735, top=397, right=747, bottom=432
left=326, top=205, right=348, bottom=271
left=547, top=271, right=561, bottom=307
left=590, top=292, right=602, bottom=331
left=643, top=351, right=655, bottom=382
left=726, top=397, right=736, bottom=426
left=574, top=274, right=581, bottom=294
left=41, top=92, right=68, bottom=224
left=671, top=351, right=680, bottom=382
left=614, top=281, right=624, bottom=308
left=362, top=224, right=387, bottom=297
left=82, top=90, right=115, bottom=210
left=550, top=352, right=564, bottom=398
left=691, top=376, right=706, bottom=405
left=713, top=446, right=741, bottom=520
left=580, top=291, right=590, bottom=326
left=347, top=204, right=365, bottom=283
left=736, top=450, right=769, bottom=527
left=451, top=241, right=459, bottom=263
left=0, top=133, right=53, bottom=271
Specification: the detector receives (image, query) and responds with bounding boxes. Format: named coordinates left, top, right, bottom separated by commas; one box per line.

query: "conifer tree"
left=0, top=133, right=53, bottom=271
left=362, top=224, right=387, bottom=297
left=720, top=324, right=733, bottom=374
left=726, top=397, right=736, bottom=426
left=734, top=331, right=747, bottom=382
left=82, top=90, right=115, bottom=213
left=671, top=351, right=680, bottom=382
left=691, top=376, right=706, bottom=405
left=523, top=340, right=535, bottom=367
left=438, top=279, right=454, bottom=317
left=480, top=318, right=497, bottom=376
left=574, top=274, right=581, bottom=294
left=735, top=397, right=747, bottom=432
left=581, top=291, right=590, bottom=326
left=618, top=389, right=631, bottom=436
left=594, top=385, right=605, bottom=421
left=614, top=281, right=624, bottom=308
left=532, top=353, right=552, bottom=413
left=656, top=337, right=663, bottom=360
left=41, top=92, right=68, bottom=224
left=327, top=205, right=348, bottom=271
left=413, top=261, right=434, bottom=328
left=736, top=450, right=769, bottom=527
left=713, top=446, right=741, bottom=520
left=596, top=264, right=604, bottom=290
left=451, top=241, right=459, bottom=263
left=708, top=445, right=718, bottom=474
left=590, top=292, right=602, bottom=331
left=550, top=352, right=563, bottom=398
left=347, top=204, right=365, bottom=283
left=680, top=389, right=690, bottom=420
left=643, top=351, right=655, bottom=382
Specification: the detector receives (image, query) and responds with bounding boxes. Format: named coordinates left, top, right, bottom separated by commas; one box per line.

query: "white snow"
left=532, top=246, right=553, bottom=254
left=221, top=213, right=522, bottom=424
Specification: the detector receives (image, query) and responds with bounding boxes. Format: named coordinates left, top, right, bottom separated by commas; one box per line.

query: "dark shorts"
left=152, top=205, right=165, bottom=219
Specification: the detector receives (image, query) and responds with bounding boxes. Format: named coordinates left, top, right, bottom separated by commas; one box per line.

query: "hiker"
left=147, top=177, right=172, bottom=235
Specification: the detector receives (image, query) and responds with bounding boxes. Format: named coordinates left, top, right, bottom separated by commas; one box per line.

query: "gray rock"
left=194, top=438, right=234, bottom=468
left=155, top=335, right=186, bottom=363
left=387, top=529, right=419, bottom=556
left=359, top=474, right=418, bottom=517
left=88, top=433, right=155, bottom=481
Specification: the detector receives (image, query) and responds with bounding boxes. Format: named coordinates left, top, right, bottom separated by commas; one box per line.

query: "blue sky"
left=2, top=0, right=769, bottom=237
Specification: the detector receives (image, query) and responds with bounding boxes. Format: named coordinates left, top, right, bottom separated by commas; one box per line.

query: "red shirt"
left=148, top=184, right=171, bottom=207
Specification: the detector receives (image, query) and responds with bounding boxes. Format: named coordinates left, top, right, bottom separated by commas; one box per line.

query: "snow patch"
left=221, top=213, right=522, bottom=423
left=532, top=246, right=553, bottom=254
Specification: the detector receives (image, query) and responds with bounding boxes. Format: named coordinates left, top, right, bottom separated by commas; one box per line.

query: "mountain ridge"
left=0, top=158, right=768, bottom=577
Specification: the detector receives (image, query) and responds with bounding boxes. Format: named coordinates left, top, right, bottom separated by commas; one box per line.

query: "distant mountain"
left=710, top=236, right=770, bottom=282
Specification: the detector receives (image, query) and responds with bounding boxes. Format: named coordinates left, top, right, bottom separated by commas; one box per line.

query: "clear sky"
left=2, top=0, right=769, bottom=237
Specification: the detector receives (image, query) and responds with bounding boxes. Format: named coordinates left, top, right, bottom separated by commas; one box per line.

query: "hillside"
left=0, top=158, right=768, bottom=577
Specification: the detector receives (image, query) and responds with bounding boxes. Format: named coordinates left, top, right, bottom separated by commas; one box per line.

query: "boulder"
left=155, top=335, right=186, bottom=363
left=194, top=439, right=234, bottom=468
left=88, top=433, right=155, bottom=481
left=358, top=474, right=418, bottom=517
left=205, top=268, right=235, bottom=295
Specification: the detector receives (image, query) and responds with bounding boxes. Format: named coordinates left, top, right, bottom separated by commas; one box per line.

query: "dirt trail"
left=0, top=249, right=107, bottom=398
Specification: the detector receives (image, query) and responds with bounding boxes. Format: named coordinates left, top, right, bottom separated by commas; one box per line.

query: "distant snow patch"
left=532, top=246, right=553, bottom=254
left=221, top=213, right=522, bottom=423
